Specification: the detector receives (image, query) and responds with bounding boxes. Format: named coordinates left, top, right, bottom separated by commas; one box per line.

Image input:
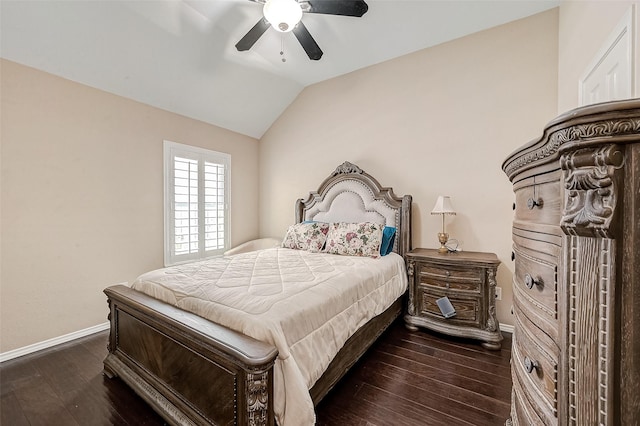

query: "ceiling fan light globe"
left=263, top=0, right=302, bottom=33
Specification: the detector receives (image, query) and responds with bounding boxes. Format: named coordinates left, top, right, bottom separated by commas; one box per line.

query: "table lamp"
left=431, top=195, right=456, bottom=253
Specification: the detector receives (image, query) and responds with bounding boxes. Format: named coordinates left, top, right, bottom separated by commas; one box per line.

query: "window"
left=164, top=141, right=230, bottom=266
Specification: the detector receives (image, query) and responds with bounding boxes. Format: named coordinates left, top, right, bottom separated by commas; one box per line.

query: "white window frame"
left=163, top=140, right=231, bottom=266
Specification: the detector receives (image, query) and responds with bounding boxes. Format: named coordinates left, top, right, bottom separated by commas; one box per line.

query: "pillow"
left=281, top=222, right=330, bottom=252
left=324, top=222, right=384, bottom=258
left=380, top=226, right=396, bottom=256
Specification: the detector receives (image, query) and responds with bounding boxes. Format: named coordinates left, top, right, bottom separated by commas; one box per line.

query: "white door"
left=579, top=7, right=634, bottom=106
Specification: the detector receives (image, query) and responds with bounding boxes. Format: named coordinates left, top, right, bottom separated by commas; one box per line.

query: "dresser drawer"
left=512, top=371, right=546, bottom=426
left=513, top=222, right=563, bottom=251
left=512, top=307, right=558, bottom=422
left=513, top=171, right=561, bottom=226
left=416, top=262, right=482, bottom=293
left=418, top=288, right=480, bottom=326
left=513, top=243, right=558, bottom=334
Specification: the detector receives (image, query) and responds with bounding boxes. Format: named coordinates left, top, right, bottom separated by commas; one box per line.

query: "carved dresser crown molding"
left=503, top=99, right=640, bottom=181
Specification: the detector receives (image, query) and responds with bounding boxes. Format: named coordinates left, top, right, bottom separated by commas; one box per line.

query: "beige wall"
left=7, top=4, right=611, bottom=353
left=0, top=59, right=259, bottom=353
left=258, top=9, right=560, bottom=328
left=558, top=1, right=639, bottom=112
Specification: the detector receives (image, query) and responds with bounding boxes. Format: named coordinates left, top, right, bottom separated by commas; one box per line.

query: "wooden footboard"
left=104, top=285, right=403, bottom=426
left=103, top=285, right=278, bottom=426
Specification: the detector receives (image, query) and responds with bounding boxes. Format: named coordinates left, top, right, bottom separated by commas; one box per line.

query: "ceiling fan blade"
left=292, top=21, right=323, bottom=60
left=303, top=0, right=368, bottom=17
left=235, top=18, right=270, bottom=51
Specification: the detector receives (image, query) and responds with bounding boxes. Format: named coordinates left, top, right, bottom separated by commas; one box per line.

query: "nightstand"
left=404, top=248, right=503, bottom=350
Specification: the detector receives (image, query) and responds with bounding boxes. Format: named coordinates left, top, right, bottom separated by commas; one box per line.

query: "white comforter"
left=132, top=247, right=407, bottom=426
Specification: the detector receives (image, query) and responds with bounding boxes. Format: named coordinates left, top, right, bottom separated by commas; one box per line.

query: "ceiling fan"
left=235, top=0, right=369, bottom=60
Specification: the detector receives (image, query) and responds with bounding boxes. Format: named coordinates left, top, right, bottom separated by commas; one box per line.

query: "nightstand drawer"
left=419, top=290, right=479, bottom=325
left=417, top=264, right=482, bottom=293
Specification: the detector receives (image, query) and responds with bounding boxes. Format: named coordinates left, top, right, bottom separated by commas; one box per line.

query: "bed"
left=103, top=161, right=412, bottom=425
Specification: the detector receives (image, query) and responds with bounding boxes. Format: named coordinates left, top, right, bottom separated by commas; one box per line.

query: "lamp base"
left=437, top=232, right=449, bottom=253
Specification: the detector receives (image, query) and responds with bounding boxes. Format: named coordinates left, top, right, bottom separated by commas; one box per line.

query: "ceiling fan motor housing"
left=263, top=0, right=303, bottom=33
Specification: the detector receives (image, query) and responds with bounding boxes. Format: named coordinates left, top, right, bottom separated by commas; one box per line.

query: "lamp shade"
left=263, top=0, right=303, bottom=32
left=431, top=196, right=456, bottom=215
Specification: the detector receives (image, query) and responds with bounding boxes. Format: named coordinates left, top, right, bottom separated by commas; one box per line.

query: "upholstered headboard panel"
left=295, top=162, right=412, bottom=257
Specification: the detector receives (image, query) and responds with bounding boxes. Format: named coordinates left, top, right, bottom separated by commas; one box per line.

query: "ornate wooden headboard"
left=295, top=161, right=412, bottom=257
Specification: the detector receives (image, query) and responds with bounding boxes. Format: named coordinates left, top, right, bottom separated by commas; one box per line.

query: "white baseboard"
left=500, top=323, right=515, bottom=334
left=0, top=322, right=110, bottom=363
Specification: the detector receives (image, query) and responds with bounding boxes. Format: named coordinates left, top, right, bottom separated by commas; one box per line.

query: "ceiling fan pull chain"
left=280, top=35, right=286, bottom=62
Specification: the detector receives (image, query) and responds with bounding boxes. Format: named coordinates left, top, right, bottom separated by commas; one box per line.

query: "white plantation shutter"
left=164, top=141, right=230, bottom=266
left=204, top=161, right=226, bottom=251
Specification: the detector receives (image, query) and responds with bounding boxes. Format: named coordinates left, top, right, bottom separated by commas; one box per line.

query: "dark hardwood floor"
left=1, top=320, right=512, bottom=425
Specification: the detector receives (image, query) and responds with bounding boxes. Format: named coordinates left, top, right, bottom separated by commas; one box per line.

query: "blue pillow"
left=380, top=226, right=396, bottom=256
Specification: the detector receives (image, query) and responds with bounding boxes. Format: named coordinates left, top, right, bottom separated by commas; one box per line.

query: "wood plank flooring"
left=1, top=320, right=512, bottom=425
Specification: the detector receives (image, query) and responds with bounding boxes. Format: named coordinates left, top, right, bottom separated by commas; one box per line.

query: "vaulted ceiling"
left=1, top=0, right=559, bottom=138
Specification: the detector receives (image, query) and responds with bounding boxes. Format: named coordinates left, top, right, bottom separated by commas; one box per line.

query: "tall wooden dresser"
left=502, top=99, right=639, bottom=425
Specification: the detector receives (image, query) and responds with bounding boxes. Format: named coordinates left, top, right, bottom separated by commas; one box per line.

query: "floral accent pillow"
left=324, top=222, right=384, bottom=258
left=281, top=222, right=330, bottom=252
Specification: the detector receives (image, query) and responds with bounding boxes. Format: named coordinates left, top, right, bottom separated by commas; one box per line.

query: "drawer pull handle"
left=511, top=252, right=515, bottom=261
left=512, top=202, right=516, bottom=211
left=524, top=273, right=541, bottom=289
left=527, top=197, right=543, bottom=209
left=524, top=356, right=539, bottom=374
